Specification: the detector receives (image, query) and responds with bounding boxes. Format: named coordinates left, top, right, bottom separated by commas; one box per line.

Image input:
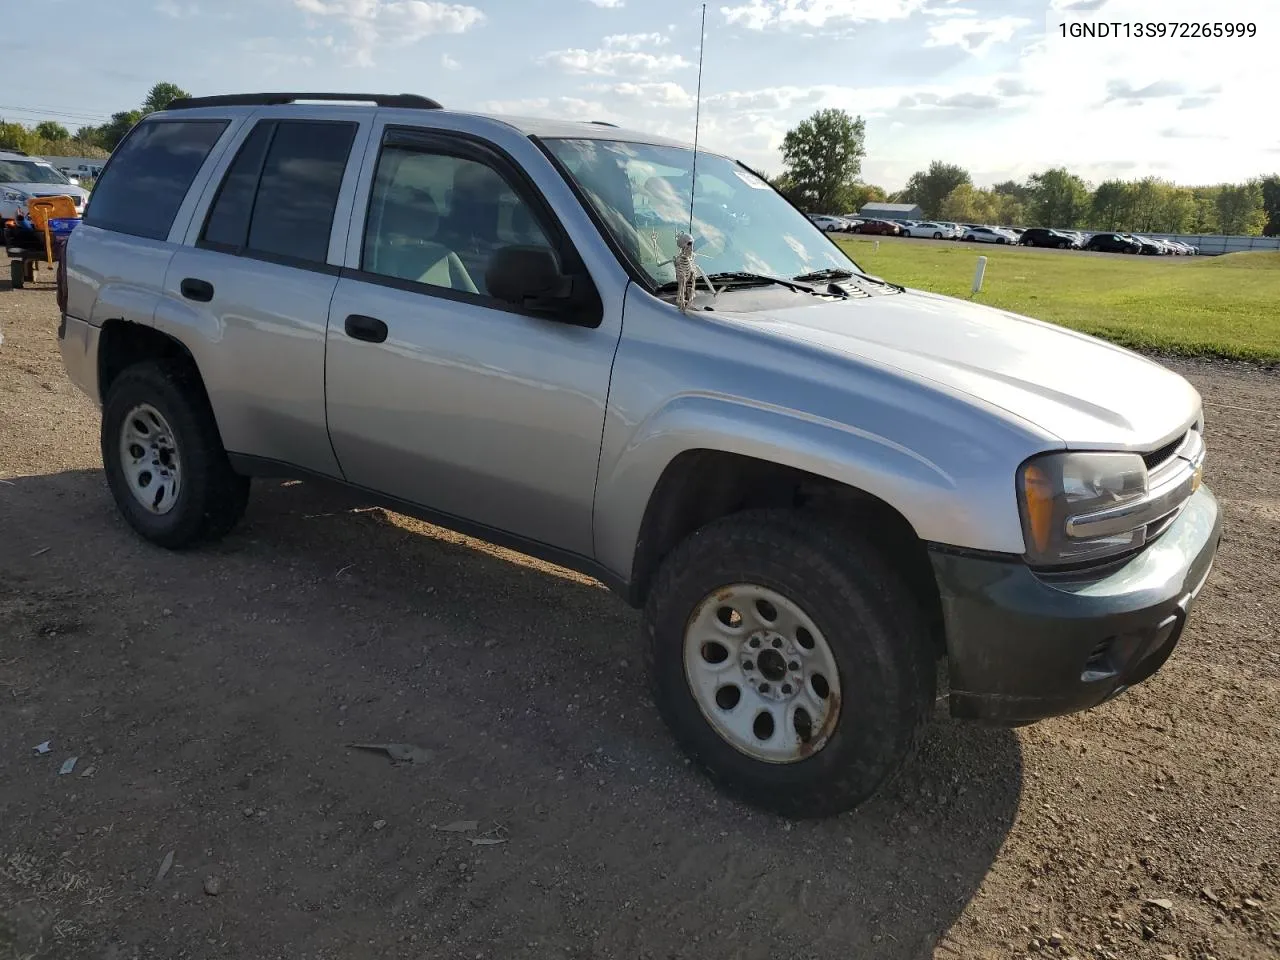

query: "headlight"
left=2, top=190, right=27, bottom=203
left=1017, top=451, right=1149, bottom=566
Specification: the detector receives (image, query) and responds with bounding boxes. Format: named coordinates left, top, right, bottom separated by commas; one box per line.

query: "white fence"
left=1143, top=234, right=1280, bottom=256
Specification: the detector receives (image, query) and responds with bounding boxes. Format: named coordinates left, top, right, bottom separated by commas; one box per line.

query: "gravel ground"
left=1, top=278, right=1278, bottom=960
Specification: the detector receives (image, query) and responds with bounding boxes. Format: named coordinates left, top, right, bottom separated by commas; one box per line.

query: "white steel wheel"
left=683, top=583, right=841, bottom=763
left=118, top=403, right=183, bottom=515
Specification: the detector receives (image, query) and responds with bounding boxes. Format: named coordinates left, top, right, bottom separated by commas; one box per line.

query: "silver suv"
left=58, top=92, right=1221, bottom=817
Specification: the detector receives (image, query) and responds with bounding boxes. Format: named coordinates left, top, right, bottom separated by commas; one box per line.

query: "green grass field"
left=831, top=238, right=1280, bottom=363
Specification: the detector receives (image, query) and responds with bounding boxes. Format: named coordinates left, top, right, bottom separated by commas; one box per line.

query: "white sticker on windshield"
left=733, top=169, right=769, bottom=189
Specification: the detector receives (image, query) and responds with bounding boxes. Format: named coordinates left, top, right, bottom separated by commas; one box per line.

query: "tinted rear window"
left=84, top=120, right=228, bottom=240
left=200, top=122, right=274, bottom=250
left=248, top=121, right=357, bottom=264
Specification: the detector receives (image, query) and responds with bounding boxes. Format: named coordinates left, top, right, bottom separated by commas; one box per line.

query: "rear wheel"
left=101, top=360, right=250, bottom=549
left=1056, top=240, right=1067, bottom=249
left=932, top=232, right=942, bottom=239
left=644, top=510, right=934, bottom=818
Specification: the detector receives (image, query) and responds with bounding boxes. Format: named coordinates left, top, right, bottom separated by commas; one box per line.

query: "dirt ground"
left=1, top=276, right=1278, bottom=960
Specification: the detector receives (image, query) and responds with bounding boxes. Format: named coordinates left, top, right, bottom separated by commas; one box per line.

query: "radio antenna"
left=687, top=2, right=707, bottom=234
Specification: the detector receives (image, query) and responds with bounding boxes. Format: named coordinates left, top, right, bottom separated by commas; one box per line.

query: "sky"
left=8, top=0, right=1277, bottom=191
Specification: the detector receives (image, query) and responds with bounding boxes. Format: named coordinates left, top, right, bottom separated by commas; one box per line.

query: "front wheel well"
left=627, top=450, right=945, bottom=655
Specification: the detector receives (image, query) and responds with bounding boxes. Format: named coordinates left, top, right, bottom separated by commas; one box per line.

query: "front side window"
left=84, top=119, right=229, bottom=240
left=542, top=138, right=856, bottom=287
left=199, top=119, right=357, bottom=265
left=361, top=143, right=553, bottom=298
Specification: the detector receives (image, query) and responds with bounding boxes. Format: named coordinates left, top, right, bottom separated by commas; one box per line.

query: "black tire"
left=1056, top=241, right=1067, bottom=249
left=643, top=509, right=935, bottom=818
left=932, top=232, right=942, bottom=239
left=101, top=359, right=249, bottom=549
left=9, top=259, right=23, bottom=290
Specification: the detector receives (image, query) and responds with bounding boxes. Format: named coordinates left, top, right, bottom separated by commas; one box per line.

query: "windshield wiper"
left=791, top=268, right=854, bottom=282
left=799, top=268, right=905, bottom=293
left=655, top=271, right=815, bottom=295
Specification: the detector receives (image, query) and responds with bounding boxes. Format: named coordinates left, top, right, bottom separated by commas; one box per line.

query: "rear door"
left=161, top=111, right=372, bottom=476
left=322, top=122, right=622, bottom=559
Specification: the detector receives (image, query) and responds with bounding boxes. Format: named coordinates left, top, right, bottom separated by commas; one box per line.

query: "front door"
left=323, top=128, right=621, bottom=559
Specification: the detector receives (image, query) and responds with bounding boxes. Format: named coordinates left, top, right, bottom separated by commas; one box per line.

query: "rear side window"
left=84, top=120, right=228, bottom=240
left=199, top=119, right=357, bottom=266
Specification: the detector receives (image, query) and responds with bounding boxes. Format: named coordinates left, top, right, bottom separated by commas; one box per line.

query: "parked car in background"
left=1127, top=235, right=1164, bottom=256
left=808, top=215, right=851, bottom=233
left=902, top=221, right=951, bottom=239
left=1019, top=228, right=1079, bottom=249
left=962, top=225, right=1017, bottom=244
left=0, top=151, right=90, bottom=220
left=1083, top=232, right=1141, bottom=254
left=853, top=218, right=902, bottom=236
left=936, top=221, right=963, bottom=239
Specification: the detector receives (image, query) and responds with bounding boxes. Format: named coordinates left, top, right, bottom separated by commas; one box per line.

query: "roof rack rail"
left=165, top=93, right=444, bottom=110
left=587, top=120, right=618, bottom=127
left=1, top=148, right=28, bottom=156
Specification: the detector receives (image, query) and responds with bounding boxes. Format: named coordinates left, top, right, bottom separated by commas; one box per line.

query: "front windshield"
left=543, top=138, right=858, bottom=287
left=0, top=159, right=71, bottom=185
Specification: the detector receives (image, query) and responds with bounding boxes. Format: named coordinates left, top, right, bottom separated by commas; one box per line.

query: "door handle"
left=344, top=314, right=388, bottom=344
left=180, top=278, right=214, bottom=302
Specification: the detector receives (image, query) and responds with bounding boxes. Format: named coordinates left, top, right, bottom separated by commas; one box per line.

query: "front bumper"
left=932, top=485, right=1222, bottom=725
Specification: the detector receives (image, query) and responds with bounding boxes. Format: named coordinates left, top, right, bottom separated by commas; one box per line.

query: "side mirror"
left=486, top=245, right=574, bottom=312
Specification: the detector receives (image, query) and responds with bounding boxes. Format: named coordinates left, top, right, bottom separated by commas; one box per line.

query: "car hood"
left=5, top=182, right=89, bottom=201
left=720, top=287, right=1201, bottom=449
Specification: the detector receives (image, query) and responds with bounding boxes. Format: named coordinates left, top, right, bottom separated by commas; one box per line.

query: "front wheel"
left=644, top=510, right=934, bottom=818
left=102, top=360, right=250, bottom=549
left=932, top=232, right=942, bottom=239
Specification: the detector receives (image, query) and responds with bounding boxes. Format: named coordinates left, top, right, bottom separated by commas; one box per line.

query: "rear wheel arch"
left=98, top=320, right=205, bottom=405
left=626, top=449, right=945, bottom=655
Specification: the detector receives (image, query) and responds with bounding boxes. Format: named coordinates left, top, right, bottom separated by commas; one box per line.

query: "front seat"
left=371, top=187, right=477, bottom=293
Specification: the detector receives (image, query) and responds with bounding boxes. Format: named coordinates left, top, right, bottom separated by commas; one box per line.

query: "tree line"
left=0, top=82, right=190, bottom=159
left=771, top=109, right=1280, bottom=237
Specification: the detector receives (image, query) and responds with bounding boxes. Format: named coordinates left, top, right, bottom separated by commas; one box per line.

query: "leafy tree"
left=779, top=108, right=867, bottom=213
left=939, top=184, right=995, bottom=223
left=96, top=110, right=144, bottom=150
left=1090, top=180, right=1132, bottom=230
left=843, top=182, right=886, bottom=213
left=992, top=179, right=1034, bottom=203
left=34, top=121, right=70, bottom=141
left=1214, top=181, right=1266, bottom=235
left=992, top=192, right=1027, bottom=226
left=899, top=161, right=971, bottom=218
left=0, top=121, right=29, bottom=152
left=142, top=82, right=191, bottom=115
left=1158, top=187, right=1196, bottom=234
left=1261, top=175, right=1280, bottom=237
left=1187, top=188, right=1219, bottom=233
left=1026, top=168, right=1091, bottom=228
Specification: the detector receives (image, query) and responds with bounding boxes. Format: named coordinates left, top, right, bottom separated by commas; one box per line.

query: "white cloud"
left=477, top=97, right=616, bottom=123
left=156, top=0, right=199, bottom=16
left=720, top=0, right=927, bottom=31
left=294, top=0, right=485, bottom=65
left=595, top=81, right=694, bottom=107
left=539, top=47, right=691, bottom=76
left=924, top=15, right=1032, bottom=55
left=603, top=32, right=669, bottom=49
left=441, top=53, right=460, bottom=70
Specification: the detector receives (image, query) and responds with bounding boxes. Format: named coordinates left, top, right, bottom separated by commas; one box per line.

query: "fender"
left=593, top=391, right=967, bottom=582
